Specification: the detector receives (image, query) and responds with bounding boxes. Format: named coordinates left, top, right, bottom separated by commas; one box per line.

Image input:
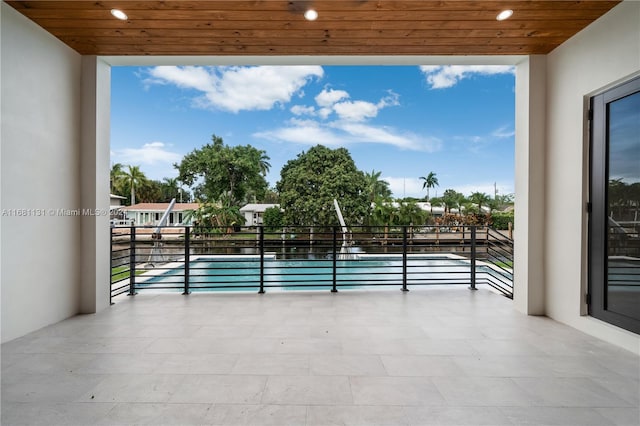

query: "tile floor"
left=1, top=287, right=639, bottom=425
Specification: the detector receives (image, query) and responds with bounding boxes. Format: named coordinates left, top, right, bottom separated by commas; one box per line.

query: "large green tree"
left=175, top=135, right=270, bottom=205
left=276, top=145, right=368, bottom=226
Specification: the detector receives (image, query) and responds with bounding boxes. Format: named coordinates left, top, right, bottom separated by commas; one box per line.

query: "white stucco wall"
left=545, top=1, right=640, bottom=353
left=1, top=4, right=83, bottom=342
left=514, top=55, right=546, bottom=317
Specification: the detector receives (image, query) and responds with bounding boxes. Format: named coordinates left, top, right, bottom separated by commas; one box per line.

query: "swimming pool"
left=134, top=254, right=505, bottom=292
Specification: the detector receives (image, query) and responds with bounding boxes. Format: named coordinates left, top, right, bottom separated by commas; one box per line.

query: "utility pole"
left=494, top=182, right=498, bottom=200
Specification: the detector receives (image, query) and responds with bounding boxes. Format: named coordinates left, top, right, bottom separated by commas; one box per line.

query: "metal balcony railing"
left=110, top=225, right=514, bottom=303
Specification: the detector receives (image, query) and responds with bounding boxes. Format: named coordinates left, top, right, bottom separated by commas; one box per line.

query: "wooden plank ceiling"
left=6, top=1, right=620, bottom=56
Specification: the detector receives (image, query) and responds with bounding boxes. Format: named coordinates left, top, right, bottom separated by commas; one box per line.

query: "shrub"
left=491, top=211, right=514, bottom=230
left=263, top=206, right=283, bottom=231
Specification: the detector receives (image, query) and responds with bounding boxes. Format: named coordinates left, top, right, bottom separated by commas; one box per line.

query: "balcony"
left=2, top=287, right=639, bottom=425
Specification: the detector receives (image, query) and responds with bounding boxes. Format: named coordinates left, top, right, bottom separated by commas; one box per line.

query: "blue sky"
left=111, top=65, right=515, bottom=199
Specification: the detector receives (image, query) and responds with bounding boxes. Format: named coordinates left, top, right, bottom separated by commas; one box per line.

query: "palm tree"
left=162, top=177, right=180, bottom=201
left=442, top=189, right=464, bottom=214
left=419, top=171, right=439, bottom=201
left=110, top=163, right=124, bottom=193
left=120, top=165, right=147, bottom=206
left=371, top=199, right=398, bottom=243
left=365, top=170, right=392, bottom=203
left=259, top=152, right=271, bottom=177
left=469, top=192, right=492, bottom=213
left=397, top=200, right=428, bottom=240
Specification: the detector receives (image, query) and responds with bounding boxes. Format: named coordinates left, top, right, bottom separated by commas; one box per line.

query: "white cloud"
left=112, top=142, right=183, bottom=181
left=254, top=122, right=345, bottom=146
left=113, top=142, right=182, bottom=166
left=290, top=105, right=316, bottom=116
left=451, top=182, right=513, bottom=197
left=333, top=100, right=380, bottom=121
left=492, top=125, right=515, bottom=138
left=315, top=88, right=350, bottom=107
left=383, top=178, right=514, bottom=199
left=318, top=107, right=333, bottom=119
left=419, top=65, right=514, bottom=89
left=255, top=119, right=440, bottom=153
left=146, top=65, right=323, bottom=113
left=335, top=122, right=441, bottom=152
left=255, top=89, right=438, bottom=152
left=384, top=177, right=425, bottom=198
left=332, top=91, right=399, bottom=122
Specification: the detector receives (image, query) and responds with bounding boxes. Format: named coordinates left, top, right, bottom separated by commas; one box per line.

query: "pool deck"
left=2, top=288, right=639, bottom=425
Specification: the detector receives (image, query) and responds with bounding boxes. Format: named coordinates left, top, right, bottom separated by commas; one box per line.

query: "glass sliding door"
left=590, top=77, right=640, bottom=334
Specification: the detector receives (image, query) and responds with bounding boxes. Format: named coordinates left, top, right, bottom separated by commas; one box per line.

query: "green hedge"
left=491, top=211, right=514, bottom=230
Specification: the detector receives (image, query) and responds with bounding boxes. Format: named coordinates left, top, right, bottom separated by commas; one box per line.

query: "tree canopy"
left=276, top=145, right=368, bottom=226
left=175, top=135, right=269, bottom=205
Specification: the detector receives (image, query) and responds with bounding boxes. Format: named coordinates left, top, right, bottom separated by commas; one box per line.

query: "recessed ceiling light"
left=304, top=9, right=318, bottom=21
left=496, top=9, right=513, bottom=21
left=110, top=9, right=128, bottom=20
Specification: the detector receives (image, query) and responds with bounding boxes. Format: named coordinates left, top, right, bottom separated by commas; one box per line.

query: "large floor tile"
left=512, top=377, right=635, bottom=407
left=96, top=402, right=213, bottom=425
left=432, top=377, right=539, bottom=407
left=0, top=402, right=115, bottom=426
left=500, top=407, right=617, bottom=425
left=261, top=375, right=352, bottom=405
left=78, top=374, right=186, bottom=403
left=310, top=354, right=387, bottom=376
left=206, top=404, right=307, bottom=426
left=152, top=353, right=239, bottom=374
left=403, top=406, right=513, bottom=425
left=306, top=405, right=408, bottom=426
left=2, top=373, right=105, bottom=404
left=170, top=375, right=267, bottom=404
left=349, top=376, right=445, bottom=406
left=231, top=354, right=310, bottom=375
left=381, top=355, right=463, bottom=377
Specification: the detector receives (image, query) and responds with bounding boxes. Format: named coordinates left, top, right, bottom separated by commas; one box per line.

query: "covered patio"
left=2, top=288, right=638, bottom=425
left=2, top=1, right=640, bottom=424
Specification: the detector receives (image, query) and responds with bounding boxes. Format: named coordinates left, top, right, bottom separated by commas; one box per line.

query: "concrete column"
left=514, top=55, right=547, bottom=315
left=79, top=56, right=111, bottom=313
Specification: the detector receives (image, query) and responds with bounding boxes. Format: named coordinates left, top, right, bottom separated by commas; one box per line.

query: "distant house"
left=109, top=194, right=127, bottom=221
left=415, top=202, right=447, bottom=217
left=110, top=193, right=126, bottom=208
left=240, top=203, right=279, bottom=226
left=120, top=203, right=199, bottom=226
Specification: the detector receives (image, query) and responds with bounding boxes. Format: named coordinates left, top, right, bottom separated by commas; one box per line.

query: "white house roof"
left=120, top=203, right=200, bottom=212
left=240, top=203, right=279, bottom=213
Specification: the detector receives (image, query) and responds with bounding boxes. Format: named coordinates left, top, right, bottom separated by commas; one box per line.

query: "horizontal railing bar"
left=111, top=225, right=514, bottom=298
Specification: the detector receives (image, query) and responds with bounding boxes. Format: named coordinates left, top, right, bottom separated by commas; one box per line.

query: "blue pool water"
left=137, top=256, right=475, bottom=292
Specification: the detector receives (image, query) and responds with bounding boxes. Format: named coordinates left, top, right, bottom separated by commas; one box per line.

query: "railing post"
left=110, top=227, right=114, bottom=305
left=332, top=226, right=338, bottom=293
left=469, top=226, right=477, bottom=291
left=128, top=226, right=137, bottom=296
left=402, top=226, right=409, bottom=291
left=259, top=226, right=265, bottom=294
left=183, top=226, right=191, bottom=295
